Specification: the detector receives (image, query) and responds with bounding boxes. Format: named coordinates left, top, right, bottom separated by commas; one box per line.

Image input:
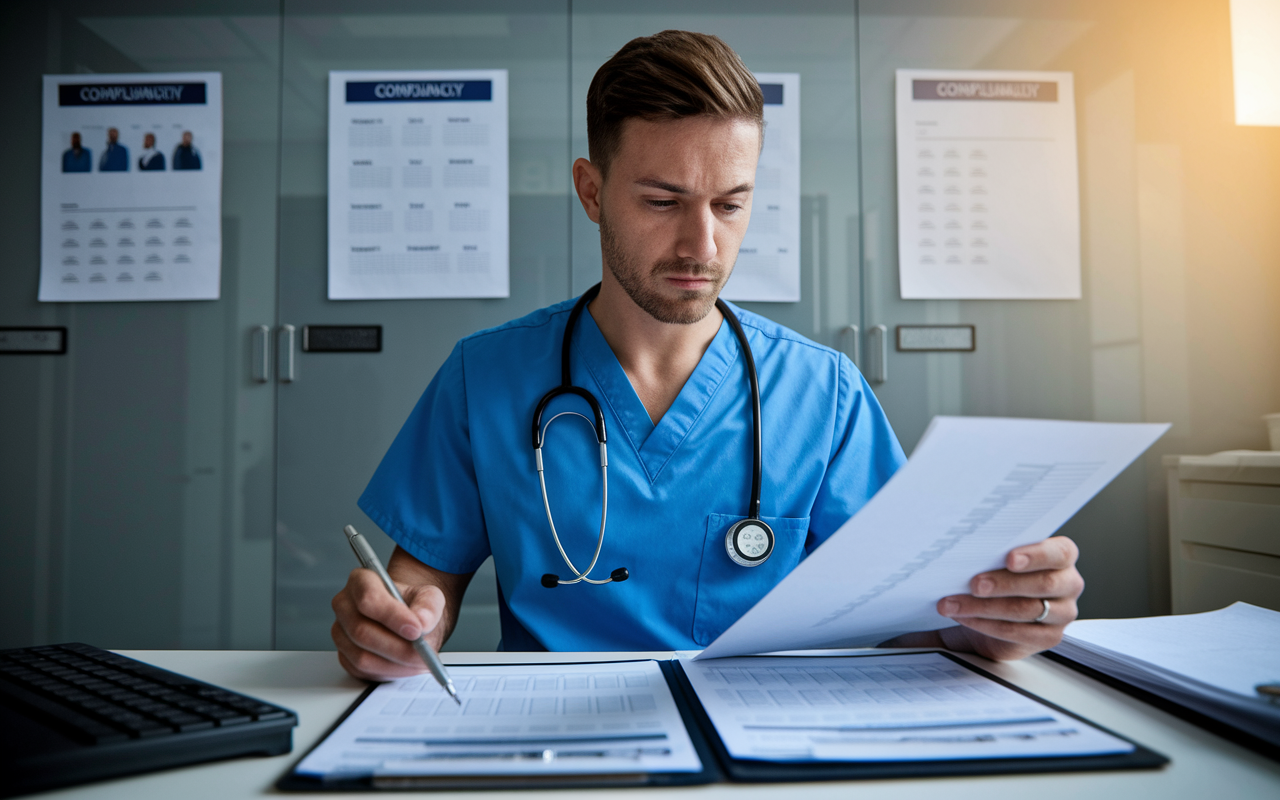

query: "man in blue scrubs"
left=332, top=31, right=1085, bottom=679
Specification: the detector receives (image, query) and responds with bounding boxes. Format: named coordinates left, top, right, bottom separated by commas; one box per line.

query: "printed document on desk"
left=698, top=417, right=1168, bottom=660
left=678, top=652, right=1134, bottom=761
left=293, top=661, right=701, bottom=783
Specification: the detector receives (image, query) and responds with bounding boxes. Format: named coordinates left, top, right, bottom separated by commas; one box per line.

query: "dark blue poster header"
left=59, top=83, right=207, bottom=106
left=760, top=83, right=784, bottom=105
left=346, top=80, right=492, bottom=103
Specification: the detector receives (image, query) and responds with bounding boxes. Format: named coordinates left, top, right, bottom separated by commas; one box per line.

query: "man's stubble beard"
left=598, top=211, right=732, bottom=326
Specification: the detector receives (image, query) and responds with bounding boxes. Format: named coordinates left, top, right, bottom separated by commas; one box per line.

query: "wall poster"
left=895, top=69, right=1080, bottom=300
left=40, top=72, right=223, bottom=302
left=327, top=70, right=509, bottom=300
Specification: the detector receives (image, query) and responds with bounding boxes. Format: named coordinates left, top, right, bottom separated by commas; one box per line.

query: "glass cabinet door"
left=0, top=0, right=281, bottom=650
left=273, top=0, right=572, bottom=650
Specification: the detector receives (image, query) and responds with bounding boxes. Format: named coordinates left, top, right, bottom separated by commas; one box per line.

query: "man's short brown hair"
left=586, top=30, right=764, bottom=176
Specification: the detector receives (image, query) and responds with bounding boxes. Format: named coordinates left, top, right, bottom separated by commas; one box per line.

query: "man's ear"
left=572, top=157, right=604, bottom=224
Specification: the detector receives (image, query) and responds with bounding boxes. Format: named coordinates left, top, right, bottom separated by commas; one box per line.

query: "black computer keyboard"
left=0, top=642, right=297, bottom=797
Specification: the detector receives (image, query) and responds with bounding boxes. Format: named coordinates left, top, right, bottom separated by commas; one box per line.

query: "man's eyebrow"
left=635, top=178, right=688, bottom=194
left=634, top=178, right=754, bottom=195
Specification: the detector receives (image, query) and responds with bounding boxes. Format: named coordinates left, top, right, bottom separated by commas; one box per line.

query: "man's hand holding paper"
left=884, top=535, right=1085, bottom=661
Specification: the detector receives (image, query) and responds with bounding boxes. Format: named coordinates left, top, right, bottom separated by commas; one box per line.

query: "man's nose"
left=675, top=206, right=718, bottom=265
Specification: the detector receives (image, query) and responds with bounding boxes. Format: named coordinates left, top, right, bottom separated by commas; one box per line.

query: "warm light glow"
left=1231, top=0, right=1280, bottom=125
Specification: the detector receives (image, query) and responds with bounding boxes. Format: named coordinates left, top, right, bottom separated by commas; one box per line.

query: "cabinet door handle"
left=841, top=325, right=860, bottom=368
left=278, top=324, right=296, bottom=383
left=866, top=324, right=888, bottom=384
left=251, top=325, right=270, bottom=383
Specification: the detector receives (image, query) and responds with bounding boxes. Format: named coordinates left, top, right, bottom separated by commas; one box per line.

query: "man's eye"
left=646, top=199, right=677, bottom=208
left=720, top=204, right=742, bottom=213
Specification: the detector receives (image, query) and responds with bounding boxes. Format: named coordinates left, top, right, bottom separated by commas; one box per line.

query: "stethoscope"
left=532, top=283, right=774, bottom=588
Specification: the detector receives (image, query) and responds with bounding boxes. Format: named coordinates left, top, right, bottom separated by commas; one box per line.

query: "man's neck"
left=587, top=275, right=723, bottom=425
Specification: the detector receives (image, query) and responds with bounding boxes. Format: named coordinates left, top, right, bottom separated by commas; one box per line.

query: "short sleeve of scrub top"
left=359, top=340, right=492, bottom=575
left=358, top=298, right=906, bottom=652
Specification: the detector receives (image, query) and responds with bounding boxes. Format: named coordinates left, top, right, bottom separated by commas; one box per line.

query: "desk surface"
left=33, top=649, right=1280, bottom=799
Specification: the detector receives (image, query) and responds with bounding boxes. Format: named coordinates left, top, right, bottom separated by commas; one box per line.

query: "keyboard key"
left=202, top=707, right=252, bottom=726
left=252, top=709, right=291, bottom=721
left=127, top=719, right=175, bottom=738
left=152, top=709, right=214, bottom=732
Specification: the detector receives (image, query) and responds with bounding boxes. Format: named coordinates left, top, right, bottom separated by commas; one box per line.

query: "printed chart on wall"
left=328, top=70, right=509, bottom=300
left=39, top=72, right=222, bottom=302
left=722, top=73, right=800, bottom=303
left=895, top=70, right=1080, bottom=300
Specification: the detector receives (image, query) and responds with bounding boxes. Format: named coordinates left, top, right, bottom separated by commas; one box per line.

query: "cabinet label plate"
left=0, top=327, right=67, bottom=354
left=896, top=325, right=975, bottom=352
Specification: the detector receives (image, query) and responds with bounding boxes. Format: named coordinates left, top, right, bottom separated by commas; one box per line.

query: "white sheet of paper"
left=295, top=661, right=701, bottom=779
left=679, top=652, right=1133, bottom=761
left=721, top=73, right=800, bottom=303
left=1062, top=603, right=1280, bottom=700
left=698, top=417, right=1168, bottom=660
left=327, top=70, right=509, bottom=300
left=895, top=69, right=1080, bottom=299
left=40, top=73, right=223, bottom=302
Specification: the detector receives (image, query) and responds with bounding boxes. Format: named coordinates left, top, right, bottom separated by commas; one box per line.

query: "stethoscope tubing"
left=533, top=282, right=765, bottom=585
left=536, top=411, right=611, bottom=585
left=716, top=297, right=763, bottom=521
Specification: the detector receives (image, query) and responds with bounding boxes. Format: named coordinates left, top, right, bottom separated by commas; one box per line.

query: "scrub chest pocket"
left=692, top=513, right=811, bottom=646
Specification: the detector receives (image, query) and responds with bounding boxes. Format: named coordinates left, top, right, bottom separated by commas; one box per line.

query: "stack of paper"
left=1053, top=603, right=1280, bottom=748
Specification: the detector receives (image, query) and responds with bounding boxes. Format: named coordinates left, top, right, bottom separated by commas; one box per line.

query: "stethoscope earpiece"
left=534, top=283, right=769, bottom=589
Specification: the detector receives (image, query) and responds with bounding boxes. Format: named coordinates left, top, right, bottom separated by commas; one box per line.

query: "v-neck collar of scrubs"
left=576, top=308, right=740, bottom=483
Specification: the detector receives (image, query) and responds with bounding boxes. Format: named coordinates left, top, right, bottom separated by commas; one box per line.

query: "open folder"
left=276, top=652, right=1166, bottom=790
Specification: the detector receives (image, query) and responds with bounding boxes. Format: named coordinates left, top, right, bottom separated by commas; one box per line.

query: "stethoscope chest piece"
left=725, top=518, right=775, bottom=567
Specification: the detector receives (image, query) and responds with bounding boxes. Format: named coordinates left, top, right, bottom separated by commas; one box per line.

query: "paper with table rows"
left=698, top=417, right=1169, bottom=659
left=327, top=70, right=509, bottom=300
left=679, top=652, right=1132, bottom=761
left=295, top=661, right=701, bottom=779
left=895, top=69, right=1080, bottom=299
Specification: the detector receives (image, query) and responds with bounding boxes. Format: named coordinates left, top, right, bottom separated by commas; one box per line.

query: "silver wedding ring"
left=1033, top=598, right=1051, bottom=624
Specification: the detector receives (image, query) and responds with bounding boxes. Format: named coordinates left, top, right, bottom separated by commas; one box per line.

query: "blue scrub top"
left=359, top=296, right=905, bottom=651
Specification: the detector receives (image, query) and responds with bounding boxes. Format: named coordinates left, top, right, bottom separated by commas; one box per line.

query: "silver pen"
left=343, top=524, right=461, bottom=705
